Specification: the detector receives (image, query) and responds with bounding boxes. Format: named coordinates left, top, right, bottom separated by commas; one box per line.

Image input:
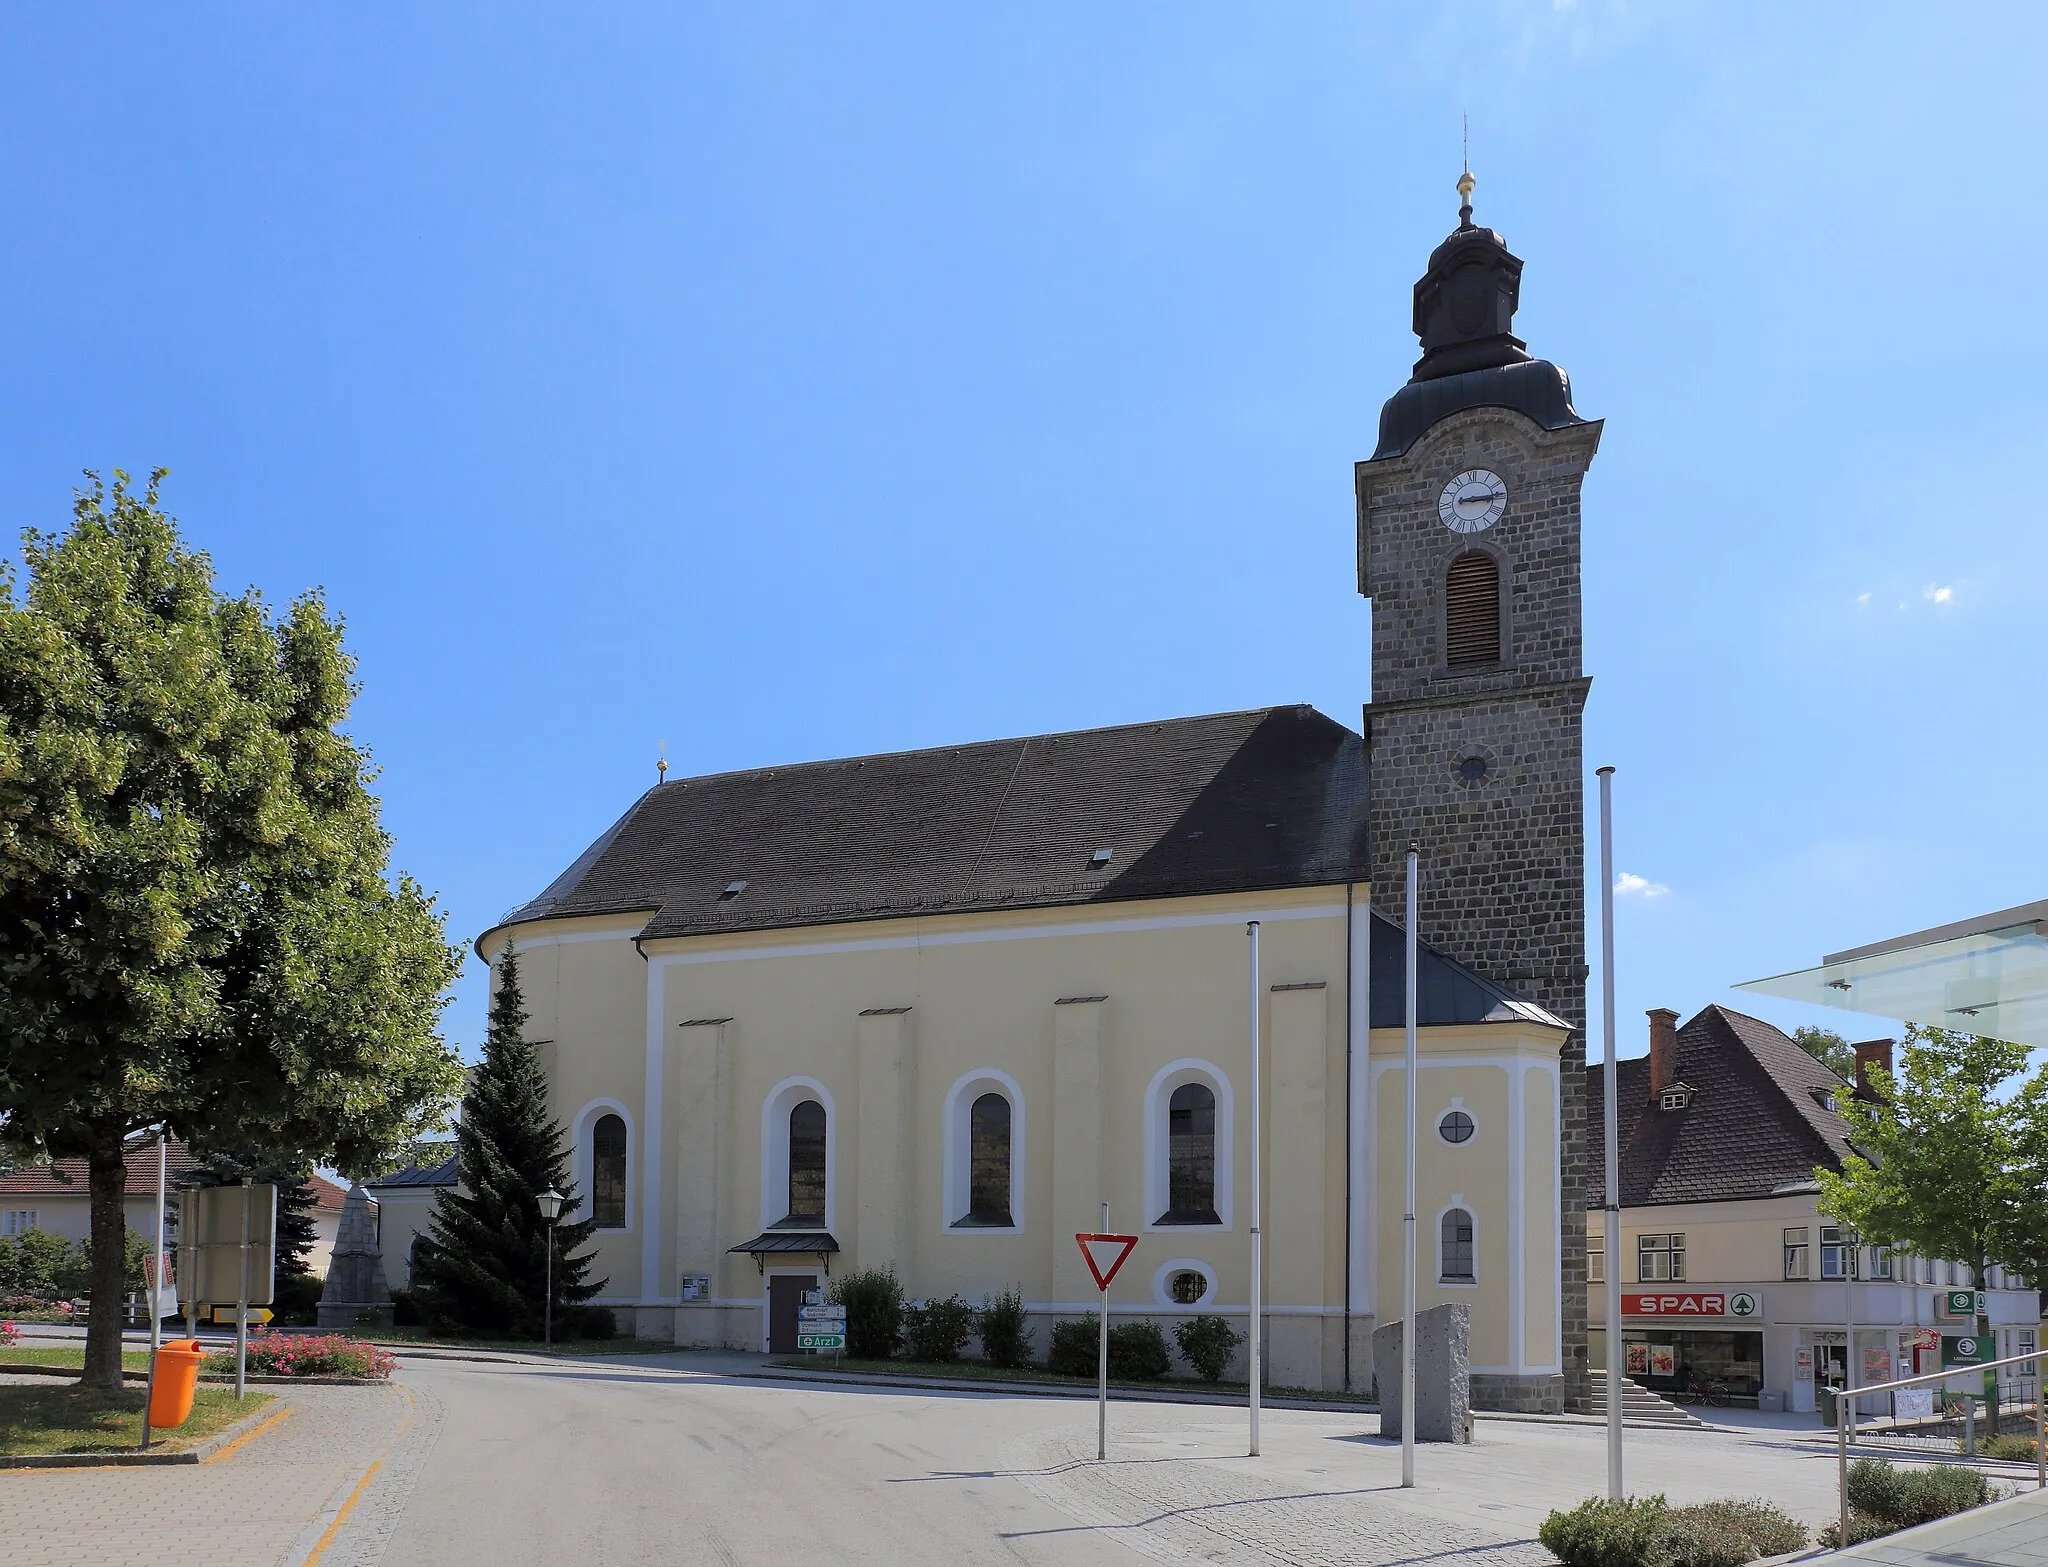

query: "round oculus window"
left=1439, top=1110, right=1476, bottom=1145
left=1457, top=756, right=1489, bottom=784
left=1169, top=1269, right=1209, bottom=1305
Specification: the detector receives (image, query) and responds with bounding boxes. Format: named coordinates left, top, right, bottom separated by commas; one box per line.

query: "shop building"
left=1587, top=1005, right=2040, bottom=1412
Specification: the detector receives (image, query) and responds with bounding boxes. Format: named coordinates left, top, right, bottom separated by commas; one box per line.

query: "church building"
left=480, top=180, right=1597, bottom=1410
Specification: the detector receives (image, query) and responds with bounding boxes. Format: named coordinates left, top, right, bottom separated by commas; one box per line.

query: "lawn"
left=0, top=1347, right=152, bottom=1373
left=0, top=1384, right=271, bottom=1456
left=764, top=1355, right=1378, bottom=1404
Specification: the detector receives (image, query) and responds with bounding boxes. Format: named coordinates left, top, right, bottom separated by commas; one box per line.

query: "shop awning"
left=1736, top=899, right=2048, bottom=1048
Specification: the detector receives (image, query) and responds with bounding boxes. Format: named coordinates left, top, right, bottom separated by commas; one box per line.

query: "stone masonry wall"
left=1357, top=405, right=1600, bottom=1413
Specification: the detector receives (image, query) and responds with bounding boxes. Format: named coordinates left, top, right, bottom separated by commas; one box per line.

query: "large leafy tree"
left=0, top=473, right=464, bottom=1390
left=412, top=945, right=604, bottom=1338
left=1817, top=1024, right=2048, bottom=1432
left=1791, top=1025, right=1856, bottom=1082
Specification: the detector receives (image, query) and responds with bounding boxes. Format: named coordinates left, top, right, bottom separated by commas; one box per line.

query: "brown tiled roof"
left=1587, top=1004, right=1859, bottom=1207
left=0, top=1143, right=351, bottom=1209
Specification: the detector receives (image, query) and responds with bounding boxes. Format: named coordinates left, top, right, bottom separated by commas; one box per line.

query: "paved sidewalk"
left=1838, top=1483, right=2048, bottom=1566
left=0, top=1381, right=419, bottom=1567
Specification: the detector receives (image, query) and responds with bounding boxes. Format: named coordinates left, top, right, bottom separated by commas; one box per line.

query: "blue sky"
left=3, top=4, right=2041, bottom=1065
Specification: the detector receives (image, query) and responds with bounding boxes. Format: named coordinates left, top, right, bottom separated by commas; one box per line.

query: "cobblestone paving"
left=1001, top=1417, right=1554, bottom=1567
left=0, top=1382, right=411, bottom=1567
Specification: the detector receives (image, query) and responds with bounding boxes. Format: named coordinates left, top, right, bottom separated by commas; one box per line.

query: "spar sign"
left=1622, top=1291, right=1759, bottom=1318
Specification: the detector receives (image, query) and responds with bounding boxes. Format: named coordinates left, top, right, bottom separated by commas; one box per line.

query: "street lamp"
left=536, top=1188, right=564, bottom=1347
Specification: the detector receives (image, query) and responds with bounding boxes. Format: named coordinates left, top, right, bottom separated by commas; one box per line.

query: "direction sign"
left=1076, top=1232, right=1139, bottom=1292
left=798, top=1305, right=847, bottom=1323
left=797, top=1332, right=846, bottom=1351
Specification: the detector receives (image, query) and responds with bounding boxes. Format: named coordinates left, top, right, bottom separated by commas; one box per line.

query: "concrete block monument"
left=316, top=1182, right=395, bottom=1330
left=1372, top=1302, right=1472, bottom=1442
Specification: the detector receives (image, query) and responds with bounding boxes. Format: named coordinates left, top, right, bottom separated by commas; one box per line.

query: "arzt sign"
left=1622, top=1291, right=1759, bottom=1318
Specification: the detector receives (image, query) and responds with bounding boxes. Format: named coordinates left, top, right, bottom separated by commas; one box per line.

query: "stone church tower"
left=1356, top=175, right=1599, bottom=1411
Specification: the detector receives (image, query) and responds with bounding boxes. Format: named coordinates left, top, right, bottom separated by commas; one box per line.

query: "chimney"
left=1853, top=1038, right=1895, bottom=1100
left=1647, top=1008, right=1681, bottom=1099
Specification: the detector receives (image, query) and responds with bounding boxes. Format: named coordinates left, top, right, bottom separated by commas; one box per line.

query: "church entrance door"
left=767, top=1273, right=818, bottom=1355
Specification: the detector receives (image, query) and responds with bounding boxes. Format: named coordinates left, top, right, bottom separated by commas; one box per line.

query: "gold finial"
left=1457, top=114, right=1475, bottom=228
left=656, top=739, right=668, bottom=784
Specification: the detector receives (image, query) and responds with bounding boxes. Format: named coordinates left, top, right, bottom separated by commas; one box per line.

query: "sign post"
left=1076, top=1219, right=1138, bottom=1462
left=797, top=1299, right=848, bottom=1357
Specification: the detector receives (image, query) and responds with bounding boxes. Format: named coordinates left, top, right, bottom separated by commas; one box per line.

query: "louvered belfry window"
left=1444, top=550, right=1502, bottom=667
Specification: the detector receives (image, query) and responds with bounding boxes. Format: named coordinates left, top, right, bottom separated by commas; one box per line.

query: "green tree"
left=1817, top=1025, right=2048, bottom=1433
left=411, top=945, right=604, bottom=1338
left=1792, top=1025, right=1857, bottom=1081
left=0, top=473, right=464, bottom=1390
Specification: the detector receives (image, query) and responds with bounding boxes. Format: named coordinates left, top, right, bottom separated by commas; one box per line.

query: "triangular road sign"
left=1076, top=1232, right=1139, bottom=1292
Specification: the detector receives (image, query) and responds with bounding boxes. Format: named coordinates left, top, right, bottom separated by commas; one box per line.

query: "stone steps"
left=1587, top=1370, right=1705, bottom=1427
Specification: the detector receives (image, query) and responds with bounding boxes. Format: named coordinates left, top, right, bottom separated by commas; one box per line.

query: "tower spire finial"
left=656, top=739, right=668, bottom=784
left=1457, top=113, right=1475, bottom=229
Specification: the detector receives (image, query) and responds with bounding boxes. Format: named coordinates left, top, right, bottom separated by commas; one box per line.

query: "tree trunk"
left=80, top=1128, right=129, bottom=1394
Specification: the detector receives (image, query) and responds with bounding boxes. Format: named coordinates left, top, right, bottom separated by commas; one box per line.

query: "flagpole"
left=1401, top=846, right=1419, bottom=1489
left=1597, top=766, right=1623, bottom=1499
left=1248, top=919, right=1262, bottom=1458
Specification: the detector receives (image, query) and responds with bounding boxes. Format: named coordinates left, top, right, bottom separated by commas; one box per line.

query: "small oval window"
left=1170, top=1269, right=1210, bottom=1305
left=1439, top=1110, right=1476, bottom=1145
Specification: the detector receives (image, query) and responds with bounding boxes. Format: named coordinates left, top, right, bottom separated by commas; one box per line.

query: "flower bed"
left=203, top=1330, right=395, bottom=1380
left=0, top=1321, right=17, bottom=1348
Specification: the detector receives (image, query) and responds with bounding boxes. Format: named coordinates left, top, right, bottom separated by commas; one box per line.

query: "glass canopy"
left=1737, top=899, right=2048, bottom=1048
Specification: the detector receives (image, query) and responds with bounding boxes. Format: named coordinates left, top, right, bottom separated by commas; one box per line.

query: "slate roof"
left=497, top=706, right=1371, bottom=942
left=0, top=1141, right=347, bottom=1209
left=1588, top=1004, right=1859, bottom=1208
left=366, top=1150, right=459, bottom=1191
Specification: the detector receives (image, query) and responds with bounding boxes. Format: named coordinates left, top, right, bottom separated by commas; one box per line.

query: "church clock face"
left=1438, top=469, right=1508, bottom=533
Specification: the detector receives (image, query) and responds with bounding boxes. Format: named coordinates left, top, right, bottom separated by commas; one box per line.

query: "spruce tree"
left=411, top=945, right=605, bottom=1337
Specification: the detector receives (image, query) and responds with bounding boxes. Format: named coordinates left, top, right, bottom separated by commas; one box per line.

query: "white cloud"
left=1923, top=583, right=1954, bottom=605
left=1854, top=592, right=1871, bottom=605
left=1615, top=872, right=1670, bottom=898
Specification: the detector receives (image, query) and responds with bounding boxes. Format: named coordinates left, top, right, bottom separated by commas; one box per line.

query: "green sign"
left=1728, top=1292, right=1759, bottom=1317
left=797, top=1332, right=846, bottom=1351
left=1942, top=1334, right=1991, bottom=1369
left=1941, top=1290, right=1986, bottom=1318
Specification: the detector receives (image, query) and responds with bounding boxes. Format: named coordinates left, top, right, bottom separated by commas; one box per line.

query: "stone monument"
left=316, top=1182, right=394, bottom=1331
left=1373, top=1302, right=1472, bottom=1442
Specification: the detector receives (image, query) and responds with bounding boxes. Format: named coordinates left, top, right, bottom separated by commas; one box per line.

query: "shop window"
left=1588, top=1231, right=1604, bottom=1284
left=590, top=1113, right=628, bottom=1229
left=1819, top=1227, right=1857, bottom=1279
left=1637, top=1233, right=1685, bottom=1282
left=786, top=1100, right=827, bottom=1223
left=1161, top=1082, right=1221, bottom=1225
left=1783, top=1227, right=1809, bottom=1280
left=1440, top=1208, right=1476, bottom=1282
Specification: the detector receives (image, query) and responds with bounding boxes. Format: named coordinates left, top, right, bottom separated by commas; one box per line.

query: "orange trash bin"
left=147, top=1339, right=204, bottom=1429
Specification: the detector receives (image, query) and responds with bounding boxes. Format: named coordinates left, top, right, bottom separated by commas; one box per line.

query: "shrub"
left=1662, top=1499, right=1806, bottom=1567
left=1107, top=1321, right=1170, bottom=1381
left=1047, top=1319, right=1096, bottom=1377
left=902, top=1295, right=975, bottom=1363
left=1979, top=1432, right=2040, bottom=1463
left=562, top=1304, right=617, bottom=1340
left=0, top=1229, right=75, bottom=1299
left=830, top=1268, right=903, bottom=1360
left=390, top=1288, right=423, bottom=1327
left=1846, top=1457, right=1988, bottom=1529
left=270, top=1273, right=321, bottom=1327
left=1818, top=1512, right=1895, bottom=1550
left=1174, top=1315, right=1244, bottom=1382
left=0, top=1320, right=16, bottom=1347
left=206, top=1330, right=396, bottom=1379
left=1538, top=1496, right=1670, bottom=1567
left=978, top=1289, right=1029, bottom=1368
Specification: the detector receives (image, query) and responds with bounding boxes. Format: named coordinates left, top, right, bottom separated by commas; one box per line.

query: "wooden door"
left=767, top=1273, right=817, bottom=1355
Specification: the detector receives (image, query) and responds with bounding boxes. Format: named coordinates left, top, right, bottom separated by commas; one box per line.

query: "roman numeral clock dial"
left=1437, top=469, right=1508, bottom=533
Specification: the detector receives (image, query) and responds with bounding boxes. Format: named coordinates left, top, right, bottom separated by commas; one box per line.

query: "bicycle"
left=1670, top=1379, right=1732, bottom=1408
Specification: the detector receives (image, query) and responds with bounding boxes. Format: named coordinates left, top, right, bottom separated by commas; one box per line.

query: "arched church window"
left=591, top=1113, right=628, bottom=1229
left=962, top=1092, right=1013, bottom=1226
left=1440, top=1207, right=1476, bottom=1282
left=1445, top=550, right=1502, bottom=667
left=1160, top=1082, right=1220, bottom=1225
left=786, top=1099, right=827, bottom=1223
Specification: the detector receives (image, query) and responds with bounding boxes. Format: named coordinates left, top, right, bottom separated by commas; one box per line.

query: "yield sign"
left=1076, top=1232, right=1139, bottom=1292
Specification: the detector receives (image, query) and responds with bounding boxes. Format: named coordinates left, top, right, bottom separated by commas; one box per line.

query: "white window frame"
left=1587, top=1228, right=1605, bottom=1284
left=760, top=1077, right=836, bottom=1231
left=1820, top=1226, right=1855, bottom=1280
left=1436, top=1098, right=1478, bottom=1146
left=1142, top=1059, right=1233, bottom=1234
left=1152, top=1257, right=1218, bottom=1308
left=941, top=1069, right=1024, bottom=1235
left=1637, top=1232, right=1685, bottom=1283
left=2, top=1210, right=36, bottom=1238
left=1784, top=1227, right=1810, bottom=1280
left=571, top=1098, right=635, bottom=1233
left=1436, top=1197, right=1478, bottom=1287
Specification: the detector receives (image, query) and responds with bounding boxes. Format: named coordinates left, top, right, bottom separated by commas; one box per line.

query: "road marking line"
left=203, top=1402, right=292, bottom=1462
left=299, top=1383, right=417, bottom=1567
